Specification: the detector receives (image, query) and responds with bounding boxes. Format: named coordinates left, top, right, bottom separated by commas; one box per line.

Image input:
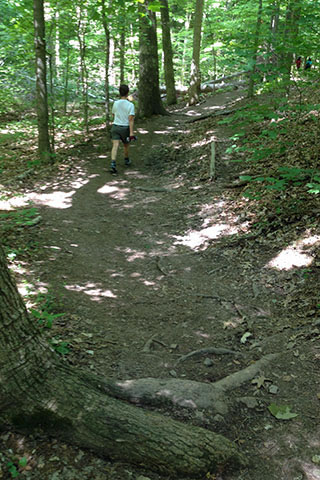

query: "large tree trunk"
left=138, top=1, right=167, bottom=117
left=0, top=245, right=245, bottom=476
left=33, top=0, right=52, bottom=162
left=188, top=0, right=204, bottom=105
left=160, top=0, right=177, bottom=105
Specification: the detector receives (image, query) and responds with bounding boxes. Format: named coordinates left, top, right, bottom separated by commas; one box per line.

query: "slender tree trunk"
left=160, top=0, right=177, bottom=105
left=268, top=1, right=280, bottom=69
left=33, top=0, right=52, bottom=162
left=120, top=29, right=125, bottom=84
left=248, top=0, right=263, bottom=98
left=282, top=0, right=301, bottom=82
left=138, top=0, right=167, bottom=117
left=181, top=15, right=191, bottom=87
left=48, top=52, right=55, bottom=151
left=101, top=0, right=111, bottom=128
left=47, top=22, right=56, bottom=152
left=0, top=245, right=244, bottom=476
left=63, top=45, right=70, bottom=114
left=77, top=4, right=89, bottom=134
left=188, top=0, right=205, bottom=105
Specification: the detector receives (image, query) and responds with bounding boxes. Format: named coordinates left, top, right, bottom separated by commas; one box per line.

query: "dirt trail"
left=35, top=89, right=247, bottom=380
left=25, top=89, right=320, bottom=480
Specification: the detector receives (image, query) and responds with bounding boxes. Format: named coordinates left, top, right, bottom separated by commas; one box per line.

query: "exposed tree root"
left=91, top=353, right=279, bottom=414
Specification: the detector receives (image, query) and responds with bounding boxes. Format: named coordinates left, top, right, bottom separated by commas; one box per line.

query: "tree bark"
left=63, top=45, right=70, bottom=114
left=160, top=0, right=177, bottom=105
left=33, top=0, right=52, bottom=162
left=248, top=0, right=263, bottom=98
left=188, top=0, right=204, bottom=105
left=76, top=3, right=89, bottom=134
left=119, top=28, right=125, bottom=84
left=138, top=1, right=167, bottom=117
left=101, top=0, right=111, bottom=128
left=0, top=245, right=245, bottom=476
left=282, top=0, right=301, bottom=82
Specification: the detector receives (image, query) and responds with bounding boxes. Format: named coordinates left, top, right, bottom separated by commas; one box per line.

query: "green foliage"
left=0, top=208, right=39, bottom=231
left=49, top=338, right=71, bottom=355
left=6, top=457, right=28, bottom=478
left=31, top=308, right=64, bottom=329
left=7, top=461, right=19, bottom=478
left=268, top=403, right=298, bottom=420
left=241, top=167, right=320, bottom=199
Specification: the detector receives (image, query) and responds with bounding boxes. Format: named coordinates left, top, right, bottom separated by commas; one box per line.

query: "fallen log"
left=185, top=108, right=237, bottom=124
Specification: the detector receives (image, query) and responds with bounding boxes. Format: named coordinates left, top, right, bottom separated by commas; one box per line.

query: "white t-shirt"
left=112, top=99, right=135, bottom=126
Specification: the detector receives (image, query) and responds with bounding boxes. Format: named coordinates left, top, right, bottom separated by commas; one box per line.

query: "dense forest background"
left=1, top=0, right=319, bottom=124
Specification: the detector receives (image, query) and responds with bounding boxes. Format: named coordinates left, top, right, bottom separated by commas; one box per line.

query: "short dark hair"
left=119, top=84, right=129, bottom=96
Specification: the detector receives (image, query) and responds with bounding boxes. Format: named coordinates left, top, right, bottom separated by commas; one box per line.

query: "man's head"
left=119, top=84, right=129, bottom=97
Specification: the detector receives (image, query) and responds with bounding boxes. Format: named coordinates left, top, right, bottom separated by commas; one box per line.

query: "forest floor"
left=1, top=86, right=320, bottom=480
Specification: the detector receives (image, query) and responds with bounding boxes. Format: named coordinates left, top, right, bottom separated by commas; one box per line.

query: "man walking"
left=110, top=84, right=135, bottom=174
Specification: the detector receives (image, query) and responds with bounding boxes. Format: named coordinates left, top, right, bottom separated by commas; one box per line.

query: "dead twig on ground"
left=176, top=346, right=241, bottom=365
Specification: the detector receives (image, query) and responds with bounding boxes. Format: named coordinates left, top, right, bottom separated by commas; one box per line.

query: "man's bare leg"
left=124, top=142, right=131, bottom=166
left=111, top=140, right=120, bottom=172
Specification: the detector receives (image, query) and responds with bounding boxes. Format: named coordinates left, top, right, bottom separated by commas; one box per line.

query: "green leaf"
left=268, top=403, right=298, bottom=420
left=307, top=183, right=320, bottom=194
left=18, top=457, right=28, bottom=467
left=7, top=462, right=19, bottom=478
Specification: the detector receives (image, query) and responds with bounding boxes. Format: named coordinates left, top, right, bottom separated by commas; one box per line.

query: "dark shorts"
left=111, top=124, right=130, bottom=143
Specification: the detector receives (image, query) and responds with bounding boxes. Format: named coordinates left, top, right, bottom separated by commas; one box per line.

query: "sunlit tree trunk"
left=248, top=0, right=263, bottom=98
left=138, top=1, right=166, bottom=117
left=188, top=0, right=204, bottom=105
left=33, top=0, right=52, bottom=162
left=160, top=0, right=177, bottom=105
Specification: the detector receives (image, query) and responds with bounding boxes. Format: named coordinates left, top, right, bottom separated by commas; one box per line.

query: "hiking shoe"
left=110, top=161, right=117, bottom=174
left=124, top=158, right=131, bottom=166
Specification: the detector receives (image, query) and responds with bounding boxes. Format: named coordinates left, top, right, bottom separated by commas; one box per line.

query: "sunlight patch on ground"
left=174, top=223, right=240, bottom=250
left=0, top=180, right=88, bottom=211
left=191, top=135, right=216, bottom=148
left=202, top=104, right=225, bottom=112
left=266, top=233, right=320, bottom=271
left=137, top=128, right=149, bottom=135
left=300, top=462, right=320, bottom=480
left=15, top=275, right=48, bottom=300
left=28, top=190, right=76, bottom=209
left=125, top=249, right=147, bottom=261
left=65, top=282, right=117, bottom=301
left=184, top=109, right=200, bottom=117
left=97, top=184, right=130, bottom=200
left=194, top=330, right=210, bottom=339
left=154, top=129, right=176, bottom=134
left=0, top=195, right=30, bottom=211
